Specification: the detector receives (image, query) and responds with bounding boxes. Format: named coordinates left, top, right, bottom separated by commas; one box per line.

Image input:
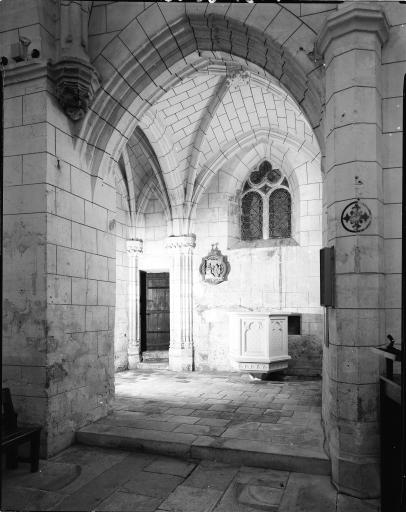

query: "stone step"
left=136, top=361, right=169, bottom=370
left=76, top=422, right=330, bottom=477
left=142, top=351, right=169, bottom=361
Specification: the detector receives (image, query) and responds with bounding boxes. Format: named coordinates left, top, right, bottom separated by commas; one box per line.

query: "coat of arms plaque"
left=199, top=244, right=230, bottom=285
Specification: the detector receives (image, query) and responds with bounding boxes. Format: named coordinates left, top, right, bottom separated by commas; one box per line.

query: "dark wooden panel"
left=147, top=287, right=169, bottom=311
left=381, top=377, right=401, bottom=405
left=380, top=379, right=402, bottom=512
left=142, top=272, right=170, bottom=352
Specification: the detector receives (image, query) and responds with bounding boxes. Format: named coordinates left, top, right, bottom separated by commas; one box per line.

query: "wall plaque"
left=199, top=244, right=230, bottom=285
left=341, top=200, right=372, bottom=233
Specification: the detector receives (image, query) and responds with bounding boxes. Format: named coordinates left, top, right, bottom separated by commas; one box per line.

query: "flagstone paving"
left=1, top=445, right=380, bottom=511
left=77, top=370, right=329, bottom=475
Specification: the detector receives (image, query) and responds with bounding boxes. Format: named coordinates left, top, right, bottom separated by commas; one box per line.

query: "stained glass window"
left=240, top=160, right=291, bottom=241
left=269, top=189, right=291, bottom=238
left=250, top=161, right=281, bottom=185
left=241, top=192, right=263, bottom=240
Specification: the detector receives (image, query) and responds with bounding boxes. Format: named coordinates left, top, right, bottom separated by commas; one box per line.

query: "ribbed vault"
left=81, top=9, right=326, bottom=172
left=83, top=7, right=325, bottom=234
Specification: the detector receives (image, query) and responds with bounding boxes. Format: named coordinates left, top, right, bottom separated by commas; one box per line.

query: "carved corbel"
left=51, top=0, right=100, bottom=121
left=50, top=58, right=100, bottom=121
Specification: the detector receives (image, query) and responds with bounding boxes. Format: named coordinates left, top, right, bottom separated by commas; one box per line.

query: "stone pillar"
left=127, top=239, right=143, bottom=368
left=317, top=4, right=389, bottom=498
left=165, top=235, right=196, bottom=371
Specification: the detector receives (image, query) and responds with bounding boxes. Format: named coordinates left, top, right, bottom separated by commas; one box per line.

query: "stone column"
left=165, top=235, right=196, bottom=371
left=127, top=239, right=143, bottom=368
left=317, top=4, right=389, bottom=498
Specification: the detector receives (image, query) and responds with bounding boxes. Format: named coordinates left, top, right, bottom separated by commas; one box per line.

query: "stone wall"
left=138, top=163, right=323, bottom=375
left=192, top=161, right=323, bottom=374
left=2, top=58, right=118, bottom=460
left=3, top=80, right=118, bottom=454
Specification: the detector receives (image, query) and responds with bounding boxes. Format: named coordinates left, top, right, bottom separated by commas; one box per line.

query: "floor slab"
left=1, top=445, right=380, bottom=512
left=77, top=370, right=329, bottom=475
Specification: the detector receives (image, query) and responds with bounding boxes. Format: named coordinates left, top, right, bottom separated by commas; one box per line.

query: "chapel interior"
left=1, top=1, right=405, bottom=510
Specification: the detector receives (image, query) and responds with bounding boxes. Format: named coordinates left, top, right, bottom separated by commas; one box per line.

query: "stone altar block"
left=229, top=312, right=291, bottom=373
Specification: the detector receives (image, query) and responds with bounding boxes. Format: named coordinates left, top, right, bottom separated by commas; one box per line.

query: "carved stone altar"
left=229, top=313, right=291, bottom=374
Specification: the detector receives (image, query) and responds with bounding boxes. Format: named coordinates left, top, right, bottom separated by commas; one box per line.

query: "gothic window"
left=241, top=161, right=291, bottom=241
left=241, top=191, right=263, bottom=240
left=269, top=189, right=291, bottom=238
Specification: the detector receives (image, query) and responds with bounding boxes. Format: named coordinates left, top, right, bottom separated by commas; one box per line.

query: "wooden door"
left=140, top=272, right=170, bottom=352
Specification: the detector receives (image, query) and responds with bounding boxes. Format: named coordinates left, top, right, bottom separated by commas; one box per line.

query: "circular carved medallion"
left=341, top=201, right=372, bottom=233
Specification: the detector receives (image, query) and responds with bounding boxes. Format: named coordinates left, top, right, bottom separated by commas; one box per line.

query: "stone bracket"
left=49, top=57, right=101, bottom=121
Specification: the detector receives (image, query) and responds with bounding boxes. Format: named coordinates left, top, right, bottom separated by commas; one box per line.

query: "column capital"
left=127, top=239, right=143, bottom=254
left=316, top=4, right=389, bottom=57
left=165, top=234, right=196, bottom=250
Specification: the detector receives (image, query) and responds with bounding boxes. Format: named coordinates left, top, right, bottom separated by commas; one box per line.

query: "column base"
left=330, top=450, right=380, bottom=499
left=169, top=348, right=194, bottom=372
left=128, top=347, right=141, bottom=369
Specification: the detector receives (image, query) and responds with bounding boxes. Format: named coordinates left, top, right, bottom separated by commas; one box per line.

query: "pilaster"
left=127, top=239, right=143, bottom=368
left=165, top=235, right=196, bottom=371
left=317, top=4, right=389, bottom=499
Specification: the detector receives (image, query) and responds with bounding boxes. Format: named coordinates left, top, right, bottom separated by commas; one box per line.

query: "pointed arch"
left=79, top=12, right=325, bottom=188
left=119, top=146, right=137, bottom=223
left=140, top=109, right=184, bottom=207
left=135, top=180, right=172, bottom=232
left=190, top=126, right=320, bottom=215
left=131, top=126, right=172, bottom=218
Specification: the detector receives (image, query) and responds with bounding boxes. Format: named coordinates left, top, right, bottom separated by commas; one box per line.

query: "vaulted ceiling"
left=119, top=61, right=320, bottom=227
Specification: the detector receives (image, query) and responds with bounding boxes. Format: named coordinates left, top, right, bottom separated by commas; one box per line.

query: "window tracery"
left=240, top=161, right=291, bottom=241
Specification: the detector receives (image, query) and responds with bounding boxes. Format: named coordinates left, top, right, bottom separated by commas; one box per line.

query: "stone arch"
left=79, top=11, right=325, bottom=189
left=190, top=128, right=319, bottom=210
left=114, top=163, right=133, bottom=241
left=135, top=180, right=172, bottom=235
left=140, top=110, right=184, bottom=207
left=131, top=126, right=171, bottom=211
left=188, top=127, right=321, bottom=241
left=118, top=147, right=137, bottom=225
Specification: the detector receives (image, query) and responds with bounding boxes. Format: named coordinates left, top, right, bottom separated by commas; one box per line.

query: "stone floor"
left=78, top=370, right=329, bottom=475
left=1, top=444, right=380, bottom=511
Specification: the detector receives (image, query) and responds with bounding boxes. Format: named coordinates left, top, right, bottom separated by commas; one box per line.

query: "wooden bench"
left=1, top=388, right=41, bottom=472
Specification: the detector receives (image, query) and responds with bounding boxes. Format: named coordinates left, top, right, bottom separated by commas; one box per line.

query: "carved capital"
left=127, top=239, right=143, bottom=254
left=317, top=4, right=389, bottom=57
left=165, top=234, right=196, bottom=251
left=50, top=57, right=100, bottom=121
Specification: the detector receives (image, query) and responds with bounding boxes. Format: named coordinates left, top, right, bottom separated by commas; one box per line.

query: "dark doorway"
left=140, top=272, right=170, bottom=353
